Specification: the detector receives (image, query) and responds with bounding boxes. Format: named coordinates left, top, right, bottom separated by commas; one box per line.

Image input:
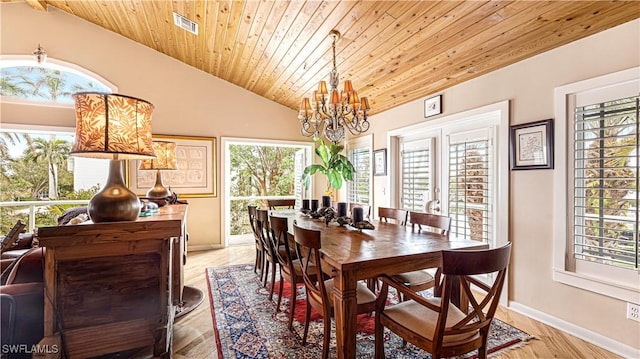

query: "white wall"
left=366, top=19, right=640, bottom=353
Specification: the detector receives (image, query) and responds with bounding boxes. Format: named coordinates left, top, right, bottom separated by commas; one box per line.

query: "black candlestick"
left=322, top=195, right=331, bottom=208
left=337, top=202, right=347, bottom=217
left=302, top=199, right=310, bottom=210
left=311, top=199, right=319, bottom=212
left=352, top=207, right=363, bottom=223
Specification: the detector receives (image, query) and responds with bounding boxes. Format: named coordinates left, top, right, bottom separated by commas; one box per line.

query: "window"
left=1, top=57, right=114, bottom=106
left=347, top=135, right=372, bottom=205
left=400, top=138, right=433, bottom=211
left=447, top=129, right=493, bottom=242
left=554, top=68, right=639, bottom=302
left=221, top=138, right=312, bottom=246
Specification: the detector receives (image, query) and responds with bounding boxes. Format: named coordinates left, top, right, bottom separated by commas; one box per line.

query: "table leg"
left=333, top=270, right=357, bottom=359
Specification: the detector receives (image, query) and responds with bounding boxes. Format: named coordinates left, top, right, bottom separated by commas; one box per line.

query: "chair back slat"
left=435, top=243, right=512, bottom=354
left=293, top=224, right=331, bottom=315
left=409, top=212, right=451, bottom=236
left=269, top=215, right=294, bottom=267
left=378, top=207, right=408, bottom=226
left=256, top=209, right=276, bottom=257
left=267, top=199, right=296, bottom=210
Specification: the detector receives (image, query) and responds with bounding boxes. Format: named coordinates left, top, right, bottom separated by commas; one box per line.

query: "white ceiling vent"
left=173, top=12, right=198, bottom=35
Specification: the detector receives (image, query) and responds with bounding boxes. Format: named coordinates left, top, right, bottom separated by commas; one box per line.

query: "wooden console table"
left=37, top=204, right=187, bottom=358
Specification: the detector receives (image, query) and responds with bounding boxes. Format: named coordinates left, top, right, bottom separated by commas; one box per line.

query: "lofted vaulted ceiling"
left=15, top=0, right=640, bottom=115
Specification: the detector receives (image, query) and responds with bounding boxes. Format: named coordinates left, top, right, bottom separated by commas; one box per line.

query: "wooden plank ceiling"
left=21, top=1, right=640, bottom=115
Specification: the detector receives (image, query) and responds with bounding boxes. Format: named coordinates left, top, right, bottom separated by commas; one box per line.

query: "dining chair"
left=255, top=209, right=279, bottom=300
left=247, top=205, right=264, bottom=278
left=410, top=211, right=451, bottom=235
left=267, top=198, right=296, bottom=210
left=349, top=203, right=371, bottom=219
left=378, top=207, right=408, bottom=226
left=392, top=212, right=453, bottom=296
left=293, top=224, right=377, bottom=359
left=374, top=242, right=512, bottom=359
left=269, top=215, right=312, bottom=330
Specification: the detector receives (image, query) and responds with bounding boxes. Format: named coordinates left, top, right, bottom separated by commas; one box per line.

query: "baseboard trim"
left=509, top=301, right=639, bottom=358
left=188, top=244, right=224, bottom=251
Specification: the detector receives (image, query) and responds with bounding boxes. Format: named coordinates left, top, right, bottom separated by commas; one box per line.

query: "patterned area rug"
left=206, top=264, right=533, bottom=358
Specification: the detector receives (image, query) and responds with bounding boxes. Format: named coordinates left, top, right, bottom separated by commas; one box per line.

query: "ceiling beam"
left=24, top=0, right=47, bottom=11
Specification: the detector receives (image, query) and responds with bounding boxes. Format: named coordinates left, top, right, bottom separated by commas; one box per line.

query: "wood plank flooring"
left=173, top=245, right=620, bottom=358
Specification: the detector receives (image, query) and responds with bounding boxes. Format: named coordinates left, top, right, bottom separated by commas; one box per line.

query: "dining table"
left=272, top=210, right=489, bottom=359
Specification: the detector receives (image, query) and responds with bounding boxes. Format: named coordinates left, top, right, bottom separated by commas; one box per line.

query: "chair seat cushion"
left=324, top=279, right=377, bottom=306
left=382, top=298, right=479, bottom=344
left=393, top=270, right=434, bottom=287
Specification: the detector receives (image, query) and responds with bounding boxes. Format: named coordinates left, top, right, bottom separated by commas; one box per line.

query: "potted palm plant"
left=302, top=137, right=355, bottom=196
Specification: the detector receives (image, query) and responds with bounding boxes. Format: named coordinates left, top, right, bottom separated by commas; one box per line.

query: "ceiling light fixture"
left=298, top=30, right=370, bottom=143
left=33, top=44, right=47, bottom=64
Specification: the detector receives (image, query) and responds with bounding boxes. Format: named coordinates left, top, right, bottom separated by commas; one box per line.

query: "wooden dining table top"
left=275, top=212, right=488, bottom=281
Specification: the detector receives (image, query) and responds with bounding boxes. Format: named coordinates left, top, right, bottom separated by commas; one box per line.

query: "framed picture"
left=510, top=119, right=554, bottom=170
left=424, top=95, right=442, bottom=117
left=128, top=134, right=217, bottom=197
left=373, top=149, right=387, bottom=176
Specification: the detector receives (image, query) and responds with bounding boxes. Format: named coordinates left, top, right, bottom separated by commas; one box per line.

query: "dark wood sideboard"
left=37, top=204, right=188, bottom=358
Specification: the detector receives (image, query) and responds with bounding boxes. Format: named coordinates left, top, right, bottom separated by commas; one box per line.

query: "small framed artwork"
left=128, top=134, right=217, bottom=197
left=510, top=119, right=554, bottom=170
left=424, top=95, right=442, bottom=118
left=373, top=149, right=387, bottom=176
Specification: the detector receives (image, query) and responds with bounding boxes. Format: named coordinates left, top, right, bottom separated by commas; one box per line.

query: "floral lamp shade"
left=71, top=92, right=155, bottom=159
left=139, top=141, right=177, bottom=171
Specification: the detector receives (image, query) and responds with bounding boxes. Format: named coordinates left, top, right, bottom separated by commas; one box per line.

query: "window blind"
left=448, top=138, right=492, bottom=242
left=400, top=140, right=431, bottom=211
left=348, top=147, right=370, bottom=205
left=573, top=95, right=639, bottom=270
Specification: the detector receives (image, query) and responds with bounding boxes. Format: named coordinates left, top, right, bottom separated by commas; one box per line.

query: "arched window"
left=0, top=56, right=116, bottom=106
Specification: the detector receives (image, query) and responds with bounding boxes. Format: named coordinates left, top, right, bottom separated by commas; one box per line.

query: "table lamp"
left=139, top=140, right=177, bottom=205
left=70, top=92, right=156, bottom=222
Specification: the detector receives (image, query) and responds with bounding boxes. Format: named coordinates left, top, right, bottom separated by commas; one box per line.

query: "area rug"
left=206, top=264, right=533, bottom=358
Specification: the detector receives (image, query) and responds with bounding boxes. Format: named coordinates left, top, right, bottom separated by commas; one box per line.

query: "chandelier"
left=298, top=30, right=370, bottom=143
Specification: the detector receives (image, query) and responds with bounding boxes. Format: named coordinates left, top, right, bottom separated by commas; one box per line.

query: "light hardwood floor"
left=173, top=245, right=620, bottom=358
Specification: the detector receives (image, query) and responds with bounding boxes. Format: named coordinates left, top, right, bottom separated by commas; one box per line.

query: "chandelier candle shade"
left=298, top=30, right=371, bottom=143
left=139, top=140, right=177, bottom=204
left=71, top=92, right=156, bottom=222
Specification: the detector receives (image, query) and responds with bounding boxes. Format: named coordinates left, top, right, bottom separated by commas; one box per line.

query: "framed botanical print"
left=510, top=119, right=554, bottom=170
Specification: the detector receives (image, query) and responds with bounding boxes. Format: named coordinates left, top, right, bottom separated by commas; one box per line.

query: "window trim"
left=553, top=67, right=640, bottom=303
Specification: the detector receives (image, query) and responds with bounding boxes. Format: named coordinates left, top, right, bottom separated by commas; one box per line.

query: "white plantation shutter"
left=348, top=147, right=371, bottom=204
left=294, top=148, right=309, bottom=209
left=571, top=95, right=639, bottom=270
left=447, top=129, right=493, bottom=242
left=400, top=139, right=432, bottom=211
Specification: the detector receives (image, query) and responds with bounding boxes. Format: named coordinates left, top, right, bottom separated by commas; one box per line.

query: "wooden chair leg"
left=253, top=247, right=260, bottom=273
left=276, top=275, right=284, bottom=312
left=322, top=317, right=331, bottom=359
left=374, top=314, right=384, bottom=359
left=302, top=298, right=311, bottom=345
left=268, top=261, right=277, bottom=301
left=261, top=257, right=268, bottom=287
left=288, top=282, right=297, bottom=330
